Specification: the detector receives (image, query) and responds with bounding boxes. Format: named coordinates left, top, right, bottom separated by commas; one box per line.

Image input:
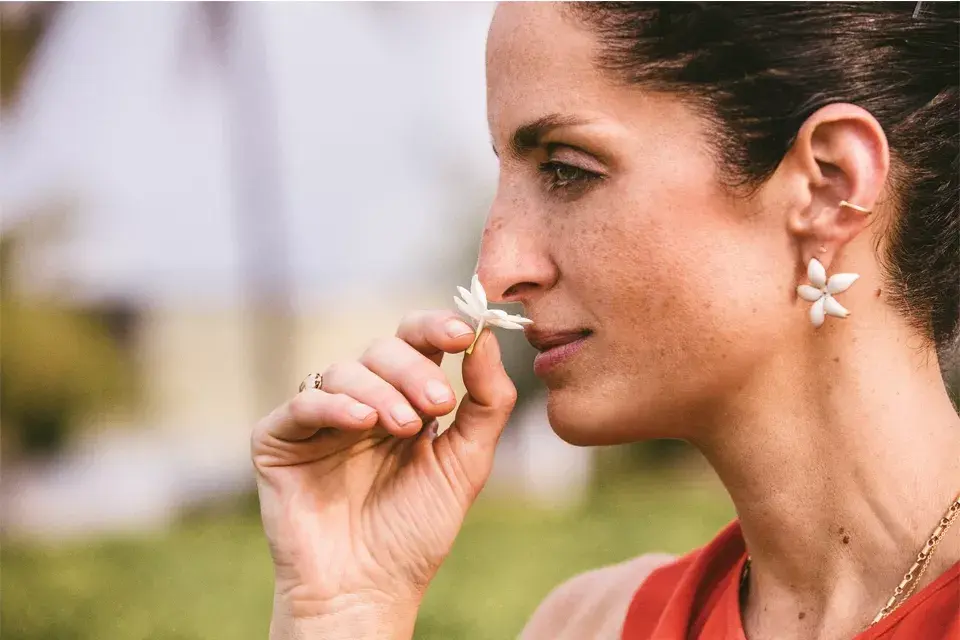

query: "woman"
left=252, top=3, right=959, bottom=639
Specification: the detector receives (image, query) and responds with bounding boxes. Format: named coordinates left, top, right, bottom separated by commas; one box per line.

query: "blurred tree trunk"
left=0, top=3, right=60, bottom=108
left=198, top=3, right=295, bottom=417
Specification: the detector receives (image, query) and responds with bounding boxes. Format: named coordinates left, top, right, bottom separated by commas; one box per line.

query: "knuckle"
left=250, top=415, right=271, bottom=447
left=428, top=309, right=456, bottom=329
left=361, top=336, right=398, bottom=362
left=427, top=359, right=447, bottom=378
left=250, top=417, right=279, bottom=463
left=288, top=392, right=322, bottom=425
left=401, top=363, right=441, bottom=394
left=322, top=360, right=344, bottom=381
left=377, top=385, right=410, bottom=408
left=322, top=360, right=365, bottom=386
left=495, top=384, right=519, bottom=410
left=397, top=310, right=426, bottom=332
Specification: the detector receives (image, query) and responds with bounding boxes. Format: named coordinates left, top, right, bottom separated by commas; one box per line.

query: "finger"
left=257, top=389, right=378, bottom=443
left=396, top=310, right=476, bottom=365
left=321, top=361, right=424, bottom=437
left=360, top=337, right=457, bottom=417
left=446, top=328, right=517, bottom=453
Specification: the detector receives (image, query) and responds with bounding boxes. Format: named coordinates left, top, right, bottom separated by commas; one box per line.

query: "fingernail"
left=445, top=319, right=474, bottom=338
left=349, top=402, right=375, bottom=421
left=423, top=419, right=440, bottom=439
left=425, top=379, right=452, bottom=404
left=390, top=402, right=419, bottom=426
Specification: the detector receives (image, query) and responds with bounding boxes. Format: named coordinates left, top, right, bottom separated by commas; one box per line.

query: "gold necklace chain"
left=871, top=492, right=960, bottom=624
left=738, top=492, right=960, bottom=627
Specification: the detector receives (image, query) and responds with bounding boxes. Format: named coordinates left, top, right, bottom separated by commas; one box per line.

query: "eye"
left=538, top=161, right=603, bottom=194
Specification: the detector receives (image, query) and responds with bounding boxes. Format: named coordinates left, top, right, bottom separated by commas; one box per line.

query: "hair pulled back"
left=570, top=2, right=959, bottom=357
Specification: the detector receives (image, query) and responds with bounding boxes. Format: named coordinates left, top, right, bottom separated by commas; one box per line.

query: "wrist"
left=270, top=592, right=420, bottom=640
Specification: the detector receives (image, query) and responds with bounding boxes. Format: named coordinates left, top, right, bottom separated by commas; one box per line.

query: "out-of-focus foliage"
left=1, top=469, right=734, bottom=640
left=0, top=302, right=137, bottom=455
left=0, top=4, right=61, bottom=107
left=0, top=236, right=137, bottom=456
left=596, top=438, right=700, bottom=485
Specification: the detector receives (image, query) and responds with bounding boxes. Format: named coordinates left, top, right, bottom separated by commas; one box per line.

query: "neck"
left=694, top=323, right=960, bottom=639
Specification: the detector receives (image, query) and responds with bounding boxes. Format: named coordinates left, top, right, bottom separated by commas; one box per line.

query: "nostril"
left=501, top=281, right=539, bottom=301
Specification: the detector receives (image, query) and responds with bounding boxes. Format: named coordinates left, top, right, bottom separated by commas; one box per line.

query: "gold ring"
left=298, top=373, right=323, bottom=393
left=839, top=200, right=872, bottom=215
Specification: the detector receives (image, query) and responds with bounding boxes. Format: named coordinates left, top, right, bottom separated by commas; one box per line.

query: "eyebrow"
left=492, top=113, right=593, bottom=159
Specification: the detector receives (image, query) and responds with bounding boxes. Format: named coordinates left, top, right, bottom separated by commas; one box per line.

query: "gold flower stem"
left=465, top=321, right=485, bottom=355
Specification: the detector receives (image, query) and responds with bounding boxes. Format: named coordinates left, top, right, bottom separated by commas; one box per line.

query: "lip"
left=529, top=330, right=591, bottom=376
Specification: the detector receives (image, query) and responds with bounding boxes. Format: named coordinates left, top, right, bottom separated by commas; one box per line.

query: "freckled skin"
left=479, top=4, right=805, bottom=446
left=467, top=9, right=960, bottom=640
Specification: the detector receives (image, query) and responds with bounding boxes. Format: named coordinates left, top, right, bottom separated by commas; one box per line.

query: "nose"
left=475, top=188, right=557, bottom=304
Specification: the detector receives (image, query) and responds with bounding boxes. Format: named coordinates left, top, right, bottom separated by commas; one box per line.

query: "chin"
left=545, top=377, right=692, bottom=446
left=545, top=388, right=646, bottom=447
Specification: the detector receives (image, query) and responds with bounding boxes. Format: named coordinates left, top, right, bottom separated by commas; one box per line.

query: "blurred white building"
left=0, top=3, right=594, bottom=538
left=2, top=2, right=499, bottom=303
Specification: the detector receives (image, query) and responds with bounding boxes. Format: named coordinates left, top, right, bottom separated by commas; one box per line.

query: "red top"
left=621, top=521, right=959, bottom=639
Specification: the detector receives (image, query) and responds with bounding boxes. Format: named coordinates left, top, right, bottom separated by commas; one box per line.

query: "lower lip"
left=533, top=335, right=589, bottom=376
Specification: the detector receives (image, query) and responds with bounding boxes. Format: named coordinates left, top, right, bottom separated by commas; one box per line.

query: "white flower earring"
left=796, top=258, right=860, bottom=328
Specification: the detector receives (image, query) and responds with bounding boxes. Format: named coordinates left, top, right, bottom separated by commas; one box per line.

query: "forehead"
left=486, top=4, right=614, bottom=135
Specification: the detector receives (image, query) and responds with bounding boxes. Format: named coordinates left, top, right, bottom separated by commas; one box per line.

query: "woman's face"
left=479, top=4, right=799, bottom=445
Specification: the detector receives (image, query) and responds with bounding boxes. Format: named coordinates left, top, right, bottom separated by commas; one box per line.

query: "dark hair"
left=570, top=2, right=959, bottom=357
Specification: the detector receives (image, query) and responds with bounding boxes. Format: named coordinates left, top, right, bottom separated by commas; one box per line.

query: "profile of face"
left=479, top=4, right=867, bottom=446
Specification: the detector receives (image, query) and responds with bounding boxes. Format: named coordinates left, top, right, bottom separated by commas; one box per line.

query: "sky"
left=0, top=2, right=499, bottom=306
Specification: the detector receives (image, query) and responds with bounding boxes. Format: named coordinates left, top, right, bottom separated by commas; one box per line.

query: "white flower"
left=796, top=258, right=860, bottom=328
left=454, top=274, right=532, bottom=354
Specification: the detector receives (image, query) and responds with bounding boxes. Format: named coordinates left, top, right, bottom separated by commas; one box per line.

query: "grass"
left=2, top=468, right=734, bottom=640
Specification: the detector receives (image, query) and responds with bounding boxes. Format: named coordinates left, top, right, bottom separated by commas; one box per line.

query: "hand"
left=252, top=311, right=518, bottom=637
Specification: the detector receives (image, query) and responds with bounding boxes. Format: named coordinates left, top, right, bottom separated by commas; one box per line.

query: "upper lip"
left=524, top=327, right=591, bottom=352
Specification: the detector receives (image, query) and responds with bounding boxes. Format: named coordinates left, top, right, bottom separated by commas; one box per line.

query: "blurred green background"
left=3, top=467, right=734, bottom=640
left=1, top=223, right=737, bottom=637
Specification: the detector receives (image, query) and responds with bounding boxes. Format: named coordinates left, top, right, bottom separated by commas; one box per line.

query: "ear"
left=782, top=103, right=890, bottom=269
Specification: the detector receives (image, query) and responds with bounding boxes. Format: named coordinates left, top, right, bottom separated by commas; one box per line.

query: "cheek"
left=555, top=183, right=792, bottom=387
left=547, top=217, right=792, bottom=444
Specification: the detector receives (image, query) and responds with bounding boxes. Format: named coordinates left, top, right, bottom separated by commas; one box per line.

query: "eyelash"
left=537, top=161, right=603, bottom=194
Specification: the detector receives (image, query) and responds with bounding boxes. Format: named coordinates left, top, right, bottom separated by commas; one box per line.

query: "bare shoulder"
left=519, top=553, right=676, bottom=640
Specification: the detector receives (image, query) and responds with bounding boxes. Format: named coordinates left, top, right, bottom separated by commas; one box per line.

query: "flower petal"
left=807, top=258, right=827, bottom=288
left=486, top=317, right=525, bottom=330
left=809, top=296, right=825, bottom=328
left=455, top=296, right=479, bottom=320
left=797, top=285, right=823, bottom=302
left=457, top=286, right=480, bottom=315
left=826, top=273, right=859, bottom=295
left=471, top=274, right=488, bottom=310
left=823, top=295, right=850, bottom=318
left=485, top=308, right=533, bottom=325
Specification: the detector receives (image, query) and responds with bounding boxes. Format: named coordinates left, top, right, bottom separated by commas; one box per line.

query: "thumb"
left=447, top=328, right=517, bottom=455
